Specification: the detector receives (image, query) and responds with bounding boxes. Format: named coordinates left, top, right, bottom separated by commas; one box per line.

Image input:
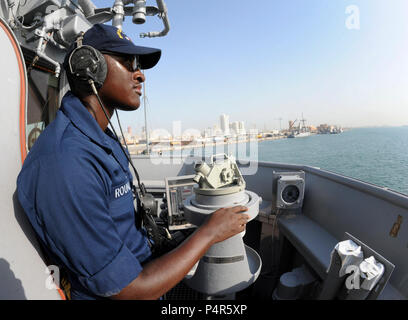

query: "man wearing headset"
left=17, top=24, right=249, bottom=300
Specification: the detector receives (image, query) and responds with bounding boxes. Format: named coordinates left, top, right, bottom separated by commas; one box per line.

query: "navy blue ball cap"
left=67, top=23, right=161, bottom=70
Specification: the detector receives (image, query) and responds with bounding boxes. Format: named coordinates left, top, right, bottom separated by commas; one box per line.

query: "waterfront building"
left=220, top=114, right=230, bottom=136
left=230, top=121, right=240, bottom=135
left=239, top=121, right=245, bottom=135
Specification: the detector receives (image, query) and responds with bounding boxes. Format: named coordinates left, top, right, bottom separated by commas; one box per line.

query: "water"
left=255, top=127, right=408, bottom=195
left=163, top=127, right=408, bottom=195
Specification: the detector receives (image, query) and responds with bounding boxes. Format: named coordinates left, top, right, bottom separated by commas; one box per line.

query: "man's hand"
left=202, top=206, right=250, bottom=244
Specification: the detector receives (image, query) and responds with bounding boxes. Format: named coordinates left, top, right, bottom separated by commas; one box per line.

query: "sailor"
left=16, top=24, right=249, bottom=300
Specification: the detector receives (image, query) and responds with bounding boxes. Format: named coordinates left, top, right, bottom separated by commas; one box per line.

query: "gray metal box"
left=272, top=171, right=305, bottom=210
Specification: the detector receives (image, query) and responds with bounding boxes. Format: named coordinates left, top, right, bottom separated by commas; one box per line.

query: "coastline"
left=127, top=134, right=311, bottom=155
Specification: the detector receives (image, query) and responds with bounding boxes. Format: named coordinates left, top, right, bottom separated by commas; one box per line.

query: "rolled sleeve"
left=81, top=244, right=143, bottom=297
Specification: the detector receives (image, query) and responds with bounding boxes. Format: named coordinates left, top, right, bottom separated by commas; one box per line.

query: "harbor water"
left=167, top=127, right=408, bottom=196
left=256, top=127, right=408, bottom=195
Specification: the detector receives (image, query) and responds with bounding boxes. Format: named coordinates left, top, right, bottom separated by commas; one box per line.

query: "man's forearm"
left=111, top=206, right=249, bottom=300
left=111, top=225, right=214, bottom=300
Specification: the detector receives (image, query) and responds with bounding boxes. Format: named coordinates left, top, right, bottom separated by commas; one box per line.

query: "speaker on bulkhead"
left=272, top=171, right=305, bottom=210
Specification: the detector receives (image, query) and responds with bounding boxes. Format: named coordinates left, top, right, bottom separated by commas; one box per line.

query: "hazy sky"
left=93, top=0, right=408, bottom=133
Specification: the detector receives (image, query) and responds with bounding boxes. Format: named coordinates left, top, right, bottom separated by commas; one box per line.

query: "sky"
left=92, top=0, right=408, bottom=134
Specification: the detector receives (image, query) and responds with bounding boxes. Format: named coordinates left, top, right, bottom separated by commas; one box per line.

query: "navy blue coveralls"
left=17, top=91, right=152, bottom=299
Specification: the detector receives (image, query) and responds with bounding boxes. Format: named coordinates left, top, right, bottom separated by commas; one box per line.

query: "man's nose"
left=134, top=70, right=145, bottom=83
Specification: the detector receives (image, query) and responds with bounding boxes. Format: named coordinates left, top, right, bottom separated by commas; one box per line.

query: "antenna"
left=142, top=71, right=150, bottom=155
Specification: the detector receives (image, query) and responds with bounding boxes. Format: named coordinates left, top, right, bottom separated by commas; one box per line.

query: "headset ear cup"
left=68, top=45, right=107, bottom=89
left=93, top=49, right=107, bottom=88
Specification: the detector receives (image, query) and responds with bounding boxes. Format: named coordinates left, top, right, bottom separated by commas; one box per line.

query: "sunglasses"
left=101, top=51, right=142, bottom=72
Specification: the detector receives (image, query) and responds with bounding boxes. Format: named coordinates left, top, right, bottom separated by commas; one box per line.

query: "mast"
left=300, top=113, right=307, bottom=132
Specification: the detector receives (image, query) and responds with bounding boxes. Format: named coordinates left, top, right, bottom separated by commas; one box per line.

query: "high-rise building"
left=204, top=128, right=212, bottom=138
left=220, top=114, right=230, bottom=136
left=239, top=121, right=245, bottom=134
left=212, top=124, right=222, bottom=137
left=231, top=121, right=240, bottom=135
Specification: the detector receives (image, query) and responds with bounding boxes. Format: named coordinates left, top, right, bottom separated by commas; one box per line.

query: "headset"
left=66, top=32, right=173, bottom=254
left=67, top=32, right=108, bottom=91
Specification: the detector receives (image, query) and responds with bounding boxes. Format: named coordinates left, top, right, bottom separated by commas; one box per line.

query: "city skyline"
left=121, top=112, right=347, bottom=142
left=119, top=116, right=390, bottom=140
left=93, top=0, right=408, bottom=132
